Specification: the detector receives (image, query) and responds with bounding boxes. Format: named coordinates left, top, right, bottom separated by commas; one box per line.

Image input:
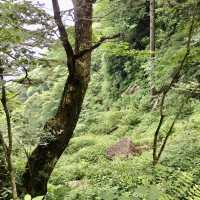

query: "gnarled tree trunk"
left=21, top=0, right=92, bottom=197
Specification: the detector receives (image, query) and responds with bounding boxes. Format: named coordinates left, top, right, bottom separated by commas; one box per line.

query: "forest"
left=0, top=0, right=200, bottom=199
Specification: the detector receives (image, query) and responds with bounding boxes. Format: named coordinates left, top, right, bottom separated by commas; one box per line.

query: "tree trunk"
left=0, top=69, right=18, bottom=200
left=21, top=0, right=92, bottom=197
left=150, top=0, right=155, bottom=57
left=149, top=0, right=157, bottom=101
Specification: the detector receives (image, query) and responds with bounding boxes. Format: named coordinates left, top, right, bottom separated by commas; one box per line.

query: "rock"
left=106, top=138, right=141, bottom=159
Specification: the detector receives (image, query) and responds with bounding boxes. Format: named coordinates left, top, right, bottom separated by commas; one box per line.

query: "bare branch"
left=157, top=101, right=184, bottom=161
left=0, top=69, right=18, bottom=199
left=152, top=11, right=196, bottom=166
left=52, top=0, right=74, bottom=72
left=75, top=33, right=121, bottom=59
left=152, top=113, right=164, bottom=164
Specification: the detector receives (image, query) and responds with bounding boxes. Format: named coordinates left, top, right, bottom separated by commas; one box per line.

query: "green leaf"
left=24, top=194, right=31, bottom=200
left=24, top=194, right=44, bottom=200
left=33, top=196, right=44, bottom=200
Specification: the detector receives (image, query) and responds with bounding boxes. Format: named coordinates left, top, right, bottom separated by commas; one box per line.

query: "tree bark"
left=149, top=0, right=156, bottom=97
left=0, top=69, right=18, bottom=200
left=21, top=0, right=92, bottom=197
left=150, top=0, right=155, bottom=57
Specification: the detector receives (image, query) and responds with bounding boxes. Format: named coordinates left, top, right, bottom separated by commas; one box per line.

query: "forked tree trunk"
left=21, top=0, right=92, bottom=197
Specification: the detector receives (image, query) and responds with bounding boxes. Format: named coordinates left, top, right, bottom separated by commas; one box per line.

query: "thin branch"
left=1, top=82, right=12, bottom=156
left=156, top=100, right=186, bottom=161
left=0, top=69, right=18, bottom=200
left=75, top=33, right=121, bottom=59
left=3, top=52, right=33, bottom=85
left=157, top=85, right=199, bottom=163
left=152, top=92, right=166, bottom=164
left=152, top=114, right=164, bottom=164
left=52, top=0, right=74, bottom=73
left=152, top=10, right=196, bottom=166
left=163, top=13, right=195, bottom=94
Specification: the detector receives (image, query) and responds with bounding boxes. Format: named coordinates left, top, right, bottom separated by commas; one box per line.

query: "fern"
left=188, top=184, right=200, bottom=200
left=170, top=171, right=193, bottom=199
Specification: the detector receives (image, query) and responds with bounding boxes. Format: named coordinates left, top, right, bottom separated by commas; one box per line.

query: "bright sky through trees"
left=33, top=0, right=73, bottom=13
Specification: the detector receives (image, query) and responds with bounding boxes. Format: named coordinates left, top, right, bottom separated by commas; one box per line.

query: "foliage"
left=24, top=194, right=44, bottom=200
left=0, top=0, right=200, bottom=199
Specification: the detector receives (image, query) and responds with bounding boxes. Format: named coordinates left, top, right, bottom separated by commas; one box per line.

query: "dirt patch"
left=106, top=138, right=149, bottom=159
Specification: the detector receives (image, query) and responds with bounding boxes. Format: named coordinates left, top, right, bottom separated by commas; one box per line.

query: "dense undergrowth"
left=43, top=84, right=200, bottom=200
